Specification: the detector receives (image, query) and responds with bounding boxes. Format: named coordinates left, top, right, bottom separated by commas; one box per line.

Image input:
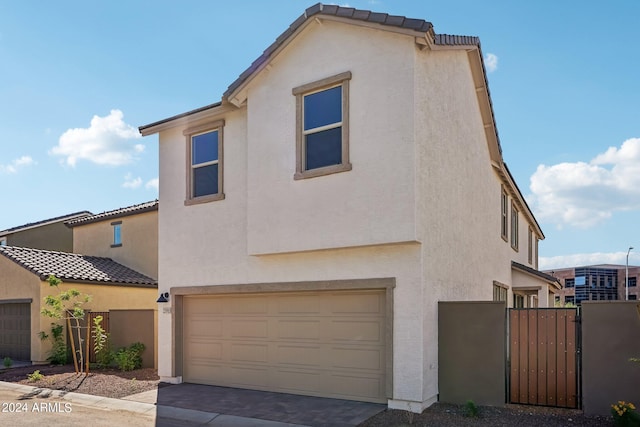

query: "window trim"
left=293, top=71, right=352, bottom=180
left=184, top=120, right=225, bottom=205
left=527, top=227, right=533, bottom=265
left=111, top=221, right=122, bottom=248
left=510, top=202, right=519, bottom=251
left=501, top=186, right=508, bottom=242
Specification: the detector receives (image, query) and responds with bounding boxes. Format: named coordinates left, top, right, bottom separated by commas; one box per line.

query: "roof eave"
left=139, top=101, right=234, bottom=136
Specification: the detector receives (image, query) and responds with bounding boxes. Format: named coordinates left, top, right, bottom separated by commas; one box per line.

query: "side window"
left=493, top=282, right=508, bottom=302
left=111, top=221, right=122, bottom=247
left=511, top=203, right=519, bottom=251
left=501, top=187, right=508, bottom=241
left=293, top=72, right=352, bottom=179
left=0, top=237, right=6, bottom=246
left=184, top=120, right=225, bottom=205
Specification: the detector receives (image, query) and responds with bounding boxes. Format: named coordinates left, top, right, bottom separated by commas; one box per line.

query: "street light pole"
left=626, top=246, right=634, bottom=301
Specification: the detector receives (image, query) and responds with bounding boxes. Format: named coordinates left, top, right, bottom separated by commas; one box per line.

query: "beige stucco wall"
left=72, top=211, right=158, bottom=279
left=155, top=19, right=542, bottom=411
left=6, top=221, right=74, bottom=252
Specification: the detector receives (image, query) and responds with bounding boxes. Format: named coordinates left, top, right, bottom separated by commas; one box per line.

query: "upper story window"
left=493, top=281, right=508, bottom=302
left=293, top=72, right=352, bottom=180
left=184, top=120, right=225, bottom=205
left=510, top=203, right=519, bottom=251
left=111, top=221, right=122, bottom=247
left=527, top=227, right=533, bottom=265
left=501, top=187, right=508, bottom=241
left=0, top=237, right=6, bottom=246
left=629, top=277, right=637, bottom=287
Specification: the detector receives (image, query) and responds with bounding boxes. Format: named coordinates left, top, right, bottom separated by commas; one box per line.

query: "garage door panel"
left=230, top=343, right=268, bottom=363
left=331, top=347, right=382, bottom=370
left=331, top=320, right=382, bottom=341
left=0, top=303, right=31, bottom=361
left=183, top=290, right=387, bottom=403
left=276, top=344, right=322, bottom=366
left=188, top=319, right=223, bottom=337
left=230, top=320, right=268, bottom=338
left=330, top=293, right=383, bottom=314
left=277, top=320, right=320, bottom=340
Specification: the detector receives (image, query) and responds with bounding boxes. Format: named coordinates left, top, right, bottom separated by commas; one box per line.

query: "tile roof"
left=139, top=3, right=479, bottom=133
left=66, top=200, right=158, bottom=227
left=0, top=246, right=157, bottom=287
left=0, top=211, right=93, bottom=236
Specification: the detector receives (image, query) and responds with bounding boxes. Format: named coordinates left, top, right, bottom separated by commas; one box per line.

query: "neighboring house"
left=65, top=200, right=159, bottom=280
left=0, top=211, right=92, bottom=252
left=0, top=245, right=157, bottom=364
left=139, top=3, right=554, bottom=411
left=545, top=264, right=640, bottom=305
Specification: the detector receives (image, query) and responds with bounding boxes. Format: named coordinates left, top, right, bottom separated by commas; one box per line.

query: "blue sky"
left=1, top=1, right=639, bottom=269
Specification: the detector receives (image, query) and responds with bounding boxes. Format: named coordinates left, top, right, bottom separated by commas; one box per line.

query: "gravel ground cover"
left=0, top=364, right=159, bottom=399
left=359, top=402, right=614, bottom=427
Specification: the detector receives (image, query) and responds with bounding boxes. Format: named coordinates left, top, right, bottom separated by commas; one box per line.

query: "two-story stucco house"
left=139, top=3, right=556, bottom=411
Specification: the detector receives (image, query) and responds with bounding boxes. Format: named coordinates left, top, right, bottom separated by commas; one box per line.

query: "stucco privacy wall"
left=72, top=211, right=158, bottom=279
left=246, top=20, right=417, bottom=255
left=36, top=281, right=157, bottom=364
left=0, top=257, right=41, bottom=361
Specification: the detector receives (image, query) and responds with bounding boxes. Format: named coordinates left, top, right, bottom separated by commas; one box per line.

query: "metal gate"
left=508, top=308, right=580, bottom=408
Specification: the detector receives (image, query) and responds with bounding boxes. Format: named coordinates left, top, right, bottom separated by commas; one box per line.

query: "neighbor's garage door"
left=0, top=303, right=31, bottom=361
left=183, top=290, right=387, bottom=403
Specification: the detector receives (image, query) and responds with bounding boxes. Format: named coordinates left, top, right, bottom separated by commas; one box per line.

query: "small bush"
left=611, top=401, right=640, bottom=427
left=39, top=323, right=67, bottom=365
left=115, top=342, right=145, bottom=371
left=464, top=400, right=479, bottom=418
left=3, top=357, right=12, bottom=368
left=27, top=370, right=44, bottom=382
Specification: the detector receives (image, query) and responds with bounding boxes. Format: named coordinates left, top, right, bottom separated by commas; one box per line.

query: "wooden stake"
left=85, top=318, right=90, bottom=375
left=67, top=317, right=78, bottom=373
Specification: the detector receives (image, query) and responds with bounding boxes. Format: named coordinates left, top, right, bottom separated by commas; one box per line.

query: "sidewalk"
left=0, top=381, right=308, bottom=427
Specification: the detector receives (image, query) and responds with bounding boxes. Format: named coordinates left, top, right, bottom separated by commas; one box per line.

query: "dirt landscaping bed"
left=0, top=364, right=159, bottom=399
left=359, top=402, right=613, bottom=426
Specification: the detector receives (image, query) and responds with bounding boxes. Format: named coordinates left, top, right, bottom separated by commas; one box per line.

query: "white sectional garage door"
left=183, top=289, right=387, bottom=403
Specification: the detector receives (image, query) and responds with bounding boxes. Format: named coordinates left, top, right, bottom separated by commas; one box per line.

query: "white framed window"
left=184, top=120, right=225, bottom=205
left=293, top=72, right=352, bottom=180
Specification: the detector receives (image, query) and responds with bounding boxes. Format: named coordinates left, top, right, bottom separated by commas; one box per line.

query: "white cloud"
left=122, top=173, right=142, bottom=189
left=0, top=156, right=35, bottom=174
left=539, top=251, right=640, bottom=271
left=484, top=53, right=498, bottom=73
left=145, top=178, right=159, bottom=190
left=51, top=109, right=143, bottom=167
left=529, top=138, right=640, bottom=228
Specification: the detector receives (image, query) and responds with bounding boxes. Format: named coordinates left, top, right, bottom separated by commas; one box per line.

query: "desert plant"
left=3, top=357, right=12, bottom=368
left=115, top=342, right=145, bottom=371
left=40, top=275, right=91, bottom=373
left=38, top=323, right=67, bottom=365
left=92, top=315, right=114, bottom=368
left=27, top=370, right=44, bottom=382
left=464, top=400, right=480, bottom=418
left=611, top=401, right=640, bottom=427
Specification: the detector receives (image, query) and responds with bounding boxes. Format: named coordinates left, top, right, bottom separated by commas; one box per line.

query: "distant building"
left=543, top=264, right=640, bottom=305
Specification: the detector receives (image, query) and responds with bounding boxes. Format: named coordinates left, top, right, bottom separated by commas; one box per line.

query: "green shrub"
left=611, top=401, right=640, bottom=427
left=3, top=357, right=12, bottom=368
left=92, top=316, right=114, bottom=368
left=464, top=400, right=479, bottom=418
left=27, top=370, right=44, bottom=382
left=115, top=342, right=145, bottom=371
left=38, top=323, right=67, bottom=365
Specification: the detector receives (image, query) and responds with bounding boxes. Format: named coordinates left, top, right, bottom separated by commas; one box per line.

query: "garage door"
left=183, top=289, right=387, bottom=403
left=0, top=303, right=31, bottom=361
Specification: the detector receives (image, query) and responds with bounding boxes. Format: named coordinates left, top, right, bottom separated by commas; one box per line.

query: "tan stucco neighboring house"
left=0, top=211, right=92, bottom=252
left=0, top=245, right=157, bottom=364
left=65, top=200, right=158, bottom=280
left=139, top=3, right=555, bottom=412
